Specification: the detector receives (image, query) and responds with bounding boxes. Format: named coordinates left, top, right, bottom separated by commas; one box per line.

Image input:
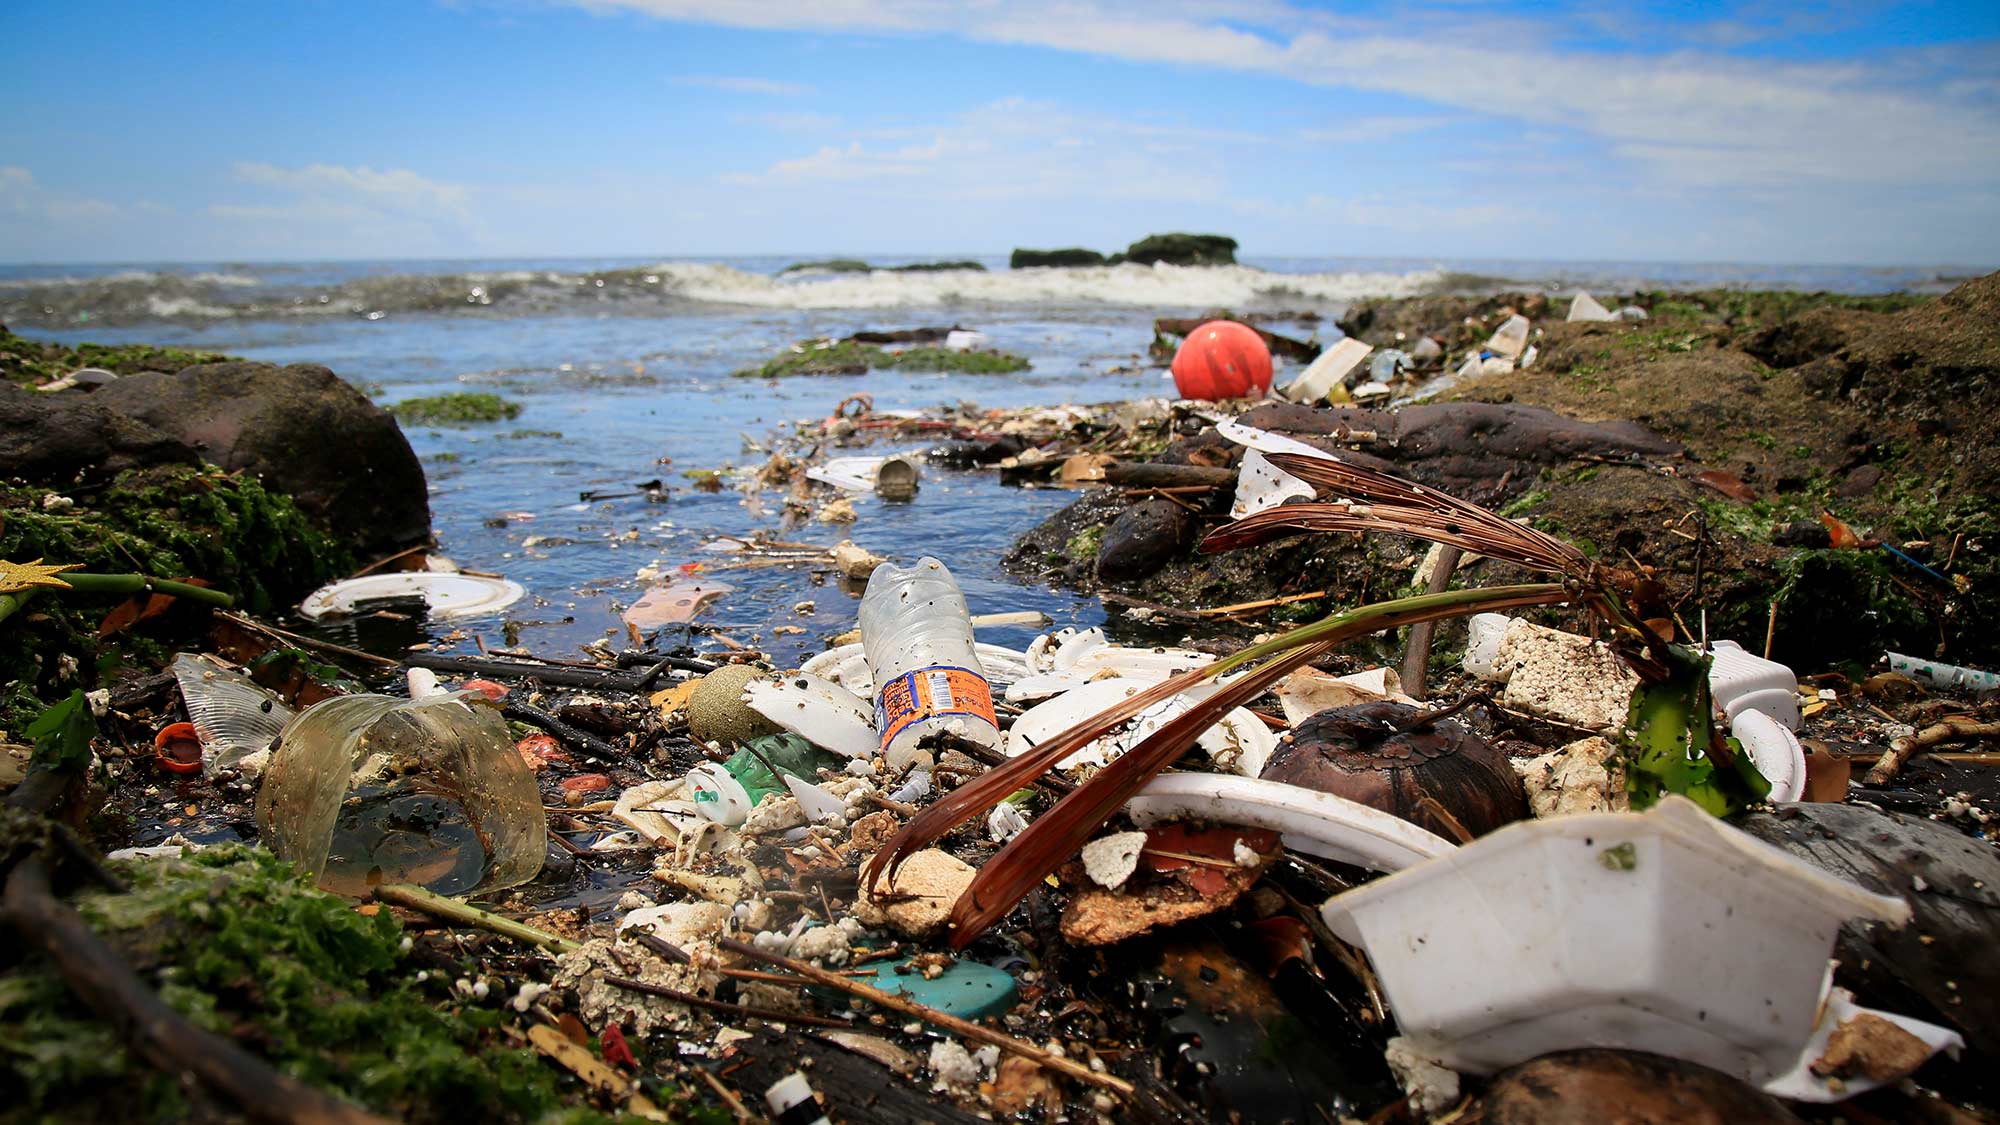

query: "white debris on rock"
left=1385, top=1037, right=1462, bottom=1115
left=1517, top=736, right=1631, bottom=819
left=988, top=801, right=1030, bottom=842
left=741, top=793, right=806, bottom=835
left=856, top=849, right=977, bottom=939
left=1080, top=831, right=1149, bottom=890
left=1489, top=620, right=1640, bottom=731
left=929, top=1039, right=981, bottom=1091
left=554, top=937, right=721, bottom=1035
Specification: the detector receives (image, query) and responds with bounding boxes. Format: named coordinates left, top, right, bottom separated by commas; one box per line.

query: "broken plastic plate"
left=742, top=671, right=878, bottom=759
left=1125, top=773, right=1456, bottom=873
left=298, top=572, right=525, bottom=621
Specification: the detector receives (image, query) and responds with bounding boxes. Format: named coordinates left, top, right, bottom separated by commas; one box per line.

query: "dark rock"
left=1233, top=400, right=1683, bottom=502
left=1009, top=247, right=1106, bottom=269
left=925, top=435, right=1027, bottom=467
left=1124, top=233, right=1237, bottom=267
left=0, top=381, right=198, bottom=485
left=1837, top=463, right=1885, bottom=497
left=1736, top=803, right=2000, bottom=1057
left=93, top=361, right=431, bottom=557
left=1097, top=498, right=1195, bottom=583
left=1744, top=309, right=1857, bottom=369
left=1263, top=701, right=1527, bottom=838
left=1464, top=1049, right=1801, bottom=1125
left=846, top=326, right=965, bottom=345
left=1772, top=520, right=1833, bottom=548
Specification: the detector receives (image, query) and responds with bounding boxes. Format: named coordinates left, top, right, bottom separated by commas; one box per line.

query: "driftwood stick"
left=1102, top=462, right=1237, bottom=490
left=1866, top=719, right=2000, bottom=786
left=2, top=855, right=388, bottom=1125
left=502, top=700, right=626, bottom=764
left=216, top=611, right=402, bottom=669
left=1399, top=546, right=1463, bottom=700
left=719, top=937, right=1133, bottom=1097
left=375, top=884, right=583, bottom=954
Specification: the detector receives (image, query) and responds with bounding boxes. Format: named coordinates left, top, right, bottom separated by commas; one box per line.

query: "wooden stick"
left=217, top=611, right=402, bottom=669
left=600, top=974, right=853, bottom=1029
left=3, top=856, right=389, bottom=1125
left=1399, top=546, right=1462, bottom=701
left=719, top=937, right=1133, bottom=1097
left=1763, top=599, right=1780, bottom=661
left=375, top=884, right=583, bottom=954
left=1865, top=719, right=2000, bottom=786
left=697, top=1068, right=754, bottom=1124
left=1102, top=462, right=1236, bottom=490
left=1196, top=588, right=1333, bottom=618
left=343, top=544, right=429, bottom=580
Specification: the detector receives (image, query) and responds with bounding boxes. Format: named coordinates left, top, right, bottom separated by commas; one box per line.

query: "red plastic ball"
left=1171, top=320, right=1273, bottom=401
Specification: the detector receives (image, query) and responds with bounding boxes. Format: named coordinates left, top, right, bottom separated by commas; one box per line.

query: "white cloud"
left=0, top=166, right=120, bottom=223
left=206, top=162, right=485, bottom=255
left=1299, top=115, right=1456, bottom=144
left=732, top=110, right=842, bottom=132
left=566, top=1, right=2000, bottom=192
left=671, top=74, right=812, bottom=95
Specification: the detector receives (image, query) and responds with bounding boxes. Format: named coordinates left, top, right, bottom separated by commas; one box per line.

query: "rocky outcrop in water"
left=92, top=361, right=430, bottom=558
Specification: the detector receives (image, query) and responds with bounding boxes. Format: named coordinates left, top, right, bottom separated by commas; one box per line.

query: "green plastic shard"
left=1622, top=643, right=1771, bottom=817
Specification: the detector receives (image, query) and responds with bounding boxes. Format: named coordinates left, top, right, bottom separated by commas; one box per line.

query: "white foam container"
left=1732, top=709, right=1807, bottom=802
left=1461, top=613, right=1513, bottom=681
left=1706, top=640, right=1800, bottom=729
left=1321, top=797, right=1908, bottom=1081
left=1126, top=773, right=1456, bottom=873
left=298, top=572, right=525, bottom=621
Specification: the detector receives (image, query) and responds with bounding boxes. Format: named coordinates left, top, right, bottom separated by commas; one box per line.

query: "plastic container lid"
left=298, top=572, right=525, bottom=621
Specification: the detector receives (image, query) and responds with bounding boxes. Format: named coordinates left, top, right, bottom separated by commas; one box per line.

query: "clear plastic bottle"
left=254, top=693, right=546, bottom=897
left=858, top=557, right=1000, bottom=769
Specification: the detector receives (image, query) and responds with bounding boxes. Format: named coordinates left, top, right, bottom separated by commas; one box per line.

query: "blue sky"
left=3, top=0, right=1997, bottom=265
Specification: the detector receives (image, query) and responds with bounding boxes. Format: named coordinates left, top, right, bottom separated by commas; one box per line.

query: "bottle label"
left=875, top=665, right=996, bottom=753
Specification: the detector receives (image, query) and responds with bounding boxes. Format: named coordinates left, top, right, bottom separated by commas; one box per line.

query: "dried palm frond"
left=864, top=583, right=1575, bottom=947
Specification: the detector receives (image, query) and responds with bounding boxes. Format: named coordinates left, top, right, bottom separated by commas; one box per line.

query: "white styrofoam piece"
left=1462, top=613, right=1513, bottom=681
left=784, top=774, right=847, bottom=822
left=1567, top=292, right=1617, bottom=322
left=1759, top=976, right=1962, bottom=1102
left=1732, top=709, right=1806, bottom=802
left=1283, top=337, right=1372, bottom=403
left=1231, top=449, right=1317, bottom=518
left=1321, top=797, right=1910, bottom=1081
left=1706, top=640, right=1800, bottom=729
left=1486, top=314, right=1530, bottom=359
left=1126, top=773, right=1456, bottom=872
left=742, top=671, right=878, bottom=759
left=1004, top=678, right=1274, bottom=776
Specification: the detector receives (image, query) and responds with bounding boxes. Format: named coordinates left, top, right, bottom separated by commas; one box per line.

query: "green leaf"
left=23, top=689, right=95, bottom=771
left=1621, top=644, right=1770, bottom=816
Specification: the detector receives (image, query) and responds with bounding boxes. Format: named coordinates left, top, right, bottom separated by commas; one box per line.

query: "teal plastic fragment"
left=839, top=958, right=1019, bottom=1020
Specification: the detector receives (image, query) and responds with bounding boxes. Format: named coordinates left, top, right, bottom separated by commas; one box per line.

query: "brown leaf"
left=1820, top=509, right=1864, bottom=549
left=1692, top=469, right=1757, bottom=502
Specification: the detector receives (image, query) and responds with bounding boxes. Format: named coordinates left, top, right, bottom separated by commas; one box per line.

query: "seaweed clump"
left=0, top=845, right=620, bottom=1122
left=0, top=466, right=349, bottom=733
left=735, top=338, right=1030, bottom=378
left=390, top=393, right=524, bottom=425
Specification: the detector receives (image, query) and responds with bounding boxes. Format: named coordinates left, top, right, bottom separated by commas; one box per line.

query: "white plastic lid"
left=686, top=763, right=753, bottom=826
left=298, top=572, right=525, bottom=621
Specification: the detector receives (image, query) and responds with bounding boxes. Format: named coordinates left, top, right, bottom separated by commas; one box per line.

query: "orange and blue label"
left=875, top=665, right=996, bottom=752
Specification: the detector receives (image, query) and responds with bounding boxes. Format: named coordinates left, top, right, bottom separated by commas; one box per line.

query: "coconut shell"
left=686, top=664, right=781, bottom=746
left=1260, top=700, right=1526, bottom=839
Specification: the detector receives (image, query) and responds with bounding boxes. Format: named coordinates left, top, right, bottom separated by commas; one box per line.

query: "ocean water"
left=2, top=255, right=1965, bottom=661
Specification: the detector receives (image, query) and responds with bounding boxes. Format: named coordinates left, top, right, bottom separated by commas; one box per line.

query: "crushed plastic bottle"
left=858, top=557, right=1000, bottom=770
left=255, top=693, right=546, bottom=897
left=171, top=652, right=294, bottom=775
left=686, top=732, right=844, bottom=827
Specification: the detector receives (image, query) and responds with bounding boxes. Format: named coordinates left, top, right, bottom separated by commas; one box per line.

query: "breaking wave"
left=0, top=259, right=1447, bottom=327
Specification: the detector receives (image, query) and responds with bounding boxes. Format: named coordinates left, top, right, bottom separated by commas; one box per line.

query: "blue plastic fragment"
left=841, top=958, right=1019, bottom=1020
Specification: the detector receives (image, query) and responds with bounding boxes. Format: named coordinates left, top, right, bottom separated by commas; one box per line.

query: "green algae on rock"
left=0, top=327, right=234, bottom=389
left=734, top=338, right=1030, bottom=379
left=391, top=392, right=524, bottom=425
left=0, top=845, right=630, bottom=1123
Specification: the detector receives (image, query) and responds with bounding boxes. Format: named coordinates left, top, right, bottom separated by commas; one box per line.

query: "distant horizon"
left=6, top=1, right=1998, bottom=267
left=3, top=249, right=1993, bottom=273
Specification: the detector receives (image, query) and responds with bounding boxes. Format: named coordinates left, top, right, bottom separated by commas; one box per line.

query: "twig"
left=342, top=544, right=429, bottom=581
left=1195, top=588, right=1332, bottom=618
left=632, top=931, right=691, bottom=964
left=1399, top=546, right=1462, bottom=700
left=1391, top=691, right=1486, bottom=733
left=697, top=1069, right=754, bottom=1123
left=503, top=700, right=626, bottom=764
left=375, top=884, right=583, bottom=954
left=720, top=937, right=1133, bottom=1097
left=1865, top=719, right=2000, bottom=786
left=1763, top=599, right=1780, bottom=661
left=601, top=974, right=854, bottom=1029
left=3, top=856, right=389, bottom=1125
left=217, top=611, right=402, bottom=669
